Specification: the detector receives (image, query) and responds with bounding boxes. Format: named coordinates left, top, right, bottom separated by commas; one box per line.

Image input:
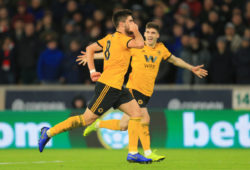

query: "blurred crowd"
left=0, top=0, right=250, bottom=85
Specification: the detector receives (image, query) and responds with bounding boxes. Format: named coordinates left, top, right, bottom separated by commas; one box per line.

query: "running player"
left=77, top=22, right=208, bottom=162
left=38, top=9, right=153, bottom=164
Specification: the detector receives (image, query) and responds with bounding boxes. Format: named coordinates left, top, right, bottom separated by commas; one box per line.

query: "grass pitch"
left=0, top=149, right=249, bottom=170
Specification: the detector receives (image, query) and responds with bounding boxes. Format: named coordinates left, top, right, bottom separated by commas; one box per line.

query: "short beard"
left=125, top=27, right=134, bottom=37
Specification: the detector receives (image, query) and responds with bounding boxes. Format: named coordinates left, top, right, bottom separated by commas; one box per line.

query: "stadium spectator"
left=219, top=0, right=233, bottom=22
left=0, top=37, right=16, bottom=84
left=61, top=20, right=83, bottom=53
left=245, top=10, right=250, bottom=27
left=0, top=18, right=10, bottom=38
left=0, top=6, right=9, bottom=20
left=177, top=2, right=190, bottom=18
left=39, top=30, right=58, bottom=51
left=0, top=7, right=10, bottom=39
left=86, top=25, right=102, bottom=44
left=16, top=22, right=38, bottom=84
left=153, top=18, right=168, bottom=43
left=168, top=23, right=183, bottom=56
left=179, top=32, right=210, bottom=84
left=93, top=9, right=105, bottom=26
left=71, top=94, right=86, bottom=109
left=37, top=39, right=64, bottom=84
left=12, top=1, right=34, bottom=24
left=37, top=11, right=56, bottom=34
left=131, top=4, right=145, bottom=25
left=244, top=28, right=250, bottom=39
left=72, top=11, right=84, bottom=32
left=154, top=1, right=173, bottom=36
left=27, top=0, right=44, bottom=21
left=200, top=22, right=216, bottom=50
left=234, top=37, right=250, bottom=84
left=62, top=39, right=90, bottom=84
left=207, top=10, right=224, bottom=36
left=232, top=13, right=245, bottom=36
left=168, top=0, right=181, bottom=14
left=63, top=0, right=79, bottom=24
left=183, top=17, right=199, bottom=34
left=175, top=33, right=191, bottom=83
left=200, top=0, right=216, bottom=22
left=143, top=0, right=155, bottom=19
left=104, top=18, right=115, bottom=34
left=224, top=22, right=242, bottom=53
left=186, top=0, right=202, bottom=18
left=85, top=25, right=103, bottom=73
left=11, top=19, right=24, bottom=42
left=209, top=37, right=234, bottom=84
left=174, top=13, right=186, bottom=26
left=83, top=18, right=94, bottom=35
left=245, top=1, right=250, bottom=26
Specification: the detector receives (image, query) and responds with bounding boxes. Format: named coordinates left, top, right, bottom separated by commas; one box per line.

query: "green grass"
left=0, top=149, right=249, bottom=170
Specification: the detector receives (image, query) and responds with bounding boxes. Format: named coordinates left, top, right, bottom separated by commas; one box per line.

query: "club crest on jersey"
left=157, top=50, right=161, bottom=55
left=98, top=108, right=104, bottom=113
left=138, top=99, right=143, bottom=105
left=144, top=55, right=157, bottom=63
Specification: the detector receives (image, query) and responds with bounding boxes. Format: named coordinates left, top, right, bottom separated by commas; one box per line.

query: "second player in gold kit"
left=127, top=42, right=171, bottom=96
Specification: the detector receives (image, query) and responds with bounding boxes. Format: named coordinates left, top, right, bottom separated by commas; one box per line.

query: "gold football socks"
left=47, top=115, right=85, bottom=137
left=99, top=119, right=121, bottom=130
left=128, top=118, right=141, bottom=153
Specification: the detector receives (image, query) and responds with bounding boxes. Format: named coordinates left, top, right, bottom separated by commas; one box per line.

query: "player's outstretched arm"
left=86, top=43, right=103, bottom=82
left=167, top=55, right=208, bottom=78
left=76, top=51, right=104, bottom=66
left=127, top=23, right=144, bottom=49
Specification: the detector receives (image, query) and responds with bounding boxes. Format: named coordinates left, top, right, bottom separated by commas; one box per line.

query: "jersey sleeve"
left=121, top=34, right=133, bottom=49
left=97, top=35, right=109, bottom=48
left=162, top=44, right=172, bottom=60
left=129, top=48, right=135, bottom=56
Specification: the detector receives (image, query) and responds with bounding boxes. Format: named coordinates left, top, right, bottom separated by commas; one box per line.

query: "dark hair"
left=71, top=95, right=86, bottom=109
left=112, top=9, right=133, bottom=28
left=146, top=22, right=160, bottom=33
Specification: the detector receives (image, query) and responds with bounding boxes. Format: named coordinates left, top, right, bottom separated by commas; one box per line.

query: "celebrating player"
left=77, top=22, right=208, bottom=162
left=38, top=9, right=153, bottom=164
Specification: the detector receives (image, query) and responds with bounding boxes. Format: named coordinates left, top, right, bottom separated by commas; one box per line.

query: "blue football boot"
left=127, top=153, right=152, bottom=164
left=38, top=127, right=51, bottom=153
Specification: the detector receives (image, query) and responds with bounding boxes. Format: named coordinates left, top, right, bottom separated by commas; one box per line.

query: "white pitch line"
left=0, top=160, right=64, bottom=165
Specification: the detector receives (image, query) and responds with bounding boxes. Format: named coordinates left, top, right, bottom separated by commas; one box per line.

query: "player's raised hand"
left=90, top=72, right=101, bottom=82
left=191, top=64, right=208, bottom=78
left=76, top=51, right=87, bottom=66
